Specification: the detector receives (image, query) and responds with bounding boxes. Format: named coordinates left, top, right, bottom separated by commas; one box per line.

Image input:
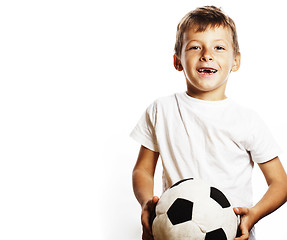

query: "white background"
left=0, top=0, right=286, bottom=239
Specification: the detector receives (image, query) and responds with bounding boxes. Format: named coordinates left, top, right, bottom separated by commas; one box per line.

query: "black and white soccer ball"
left=151, top=178, right=238, bottom=240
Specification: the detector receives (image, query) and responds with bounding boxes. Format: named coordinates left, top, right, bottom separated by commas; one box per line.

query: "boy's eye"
left=215, top=46, right=225, bottom=50
left=188, top=46, right=200, bottom=50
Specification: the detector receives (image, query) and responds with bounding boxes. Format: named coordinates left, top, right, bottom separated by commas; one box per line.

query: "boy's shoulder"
left=147, top=93, right=179, bottom=110
left=143, top=93, right=181, bottom=120
left=153, top=93, right=178, bottom=103
left=229, top=100, right=260, bottom=120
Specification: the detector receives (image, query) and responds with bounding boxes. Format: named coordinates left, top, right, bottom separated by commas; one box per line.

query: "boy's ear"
left=231, top=52, right=241, bottom=72
left=173, top=54, right=183, bottom=71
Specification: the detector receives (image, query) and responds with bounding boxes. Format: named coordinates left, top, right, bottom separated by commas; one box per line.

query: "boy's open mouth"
left=197, top=68, right=218, bottom=74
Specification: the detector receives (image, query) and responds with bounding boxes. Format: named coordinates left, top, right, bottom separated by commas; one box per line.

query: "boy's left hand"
left=234, top=157, right=287, bottom=240
left=233, top=207, right=256, bottom=240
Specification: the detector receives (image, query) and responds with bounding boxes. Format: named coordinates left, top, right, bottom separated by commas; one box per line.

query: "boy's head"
left=173, top=6, right=241, bottom=100
left=174, top=6, right=239, bottom=58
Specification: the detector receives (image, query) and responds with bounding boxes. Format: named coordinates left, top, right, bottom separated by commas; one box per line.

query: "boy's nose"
left=200, top=50, right=213, bottom=62
left=200, top=55, right=213, bottom=61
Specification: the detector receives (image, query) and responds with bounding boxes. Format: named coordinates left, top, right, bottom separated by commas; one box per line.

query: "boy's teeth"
left=198, top=69, right=217, bottom=73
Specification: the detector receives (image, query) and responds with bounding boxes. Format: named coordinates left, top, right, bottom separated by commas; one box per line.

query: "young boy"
left=131, top=6, right=287, bottom=240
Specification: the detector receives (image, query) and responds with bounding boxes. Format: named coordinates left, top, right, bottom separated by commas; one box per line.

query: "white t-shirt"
left=131, top=92, right=280, bottom=205
left=131, top=92, right=280, bottom=240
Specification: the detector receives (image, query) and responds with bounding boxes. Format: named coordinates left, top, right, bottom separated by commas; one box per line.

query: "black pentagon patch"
left=210, top=187, right=231, bottom=208
left=170, top=178, right=194, bottom=189
left=167, top=198, right=193, bottom=225
left=205, top=228, right=227, bottom=240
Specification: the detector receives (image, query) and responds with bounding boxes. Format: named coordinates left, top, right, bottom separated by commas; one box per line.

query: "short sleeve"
left=246, top=112, right=281, bottom=163
left=130, top=102, right=159, bottom=152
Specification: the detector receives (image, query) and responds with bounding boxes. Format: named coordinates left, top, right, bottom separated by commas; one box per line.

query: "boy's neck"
left=186, top=80, right=228, bottom=101
left=185, top=76, right=229, bottom=101
left=186, top=89, right=227, bottom=101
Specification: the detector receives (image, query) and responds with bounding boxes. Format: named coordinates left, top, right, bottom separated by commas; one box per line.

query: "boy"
left=131, top=6, right=287, bottom=240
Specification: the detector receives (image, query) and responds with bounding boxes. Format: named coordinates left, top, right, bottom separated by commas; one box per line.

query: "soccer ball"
left=151, top=178, right=238, bottom=240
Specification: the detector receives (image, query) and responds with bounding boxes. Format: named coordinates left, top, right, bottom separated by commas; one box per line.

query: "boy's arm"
left=132, top=145, right=159, bottom=240
left=234, top=157, right=287, bottom=240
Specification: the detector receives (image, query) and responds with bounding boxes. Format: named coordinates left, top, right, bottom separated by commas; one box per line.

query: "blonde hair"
left=174, top=6, right=239, bottom=57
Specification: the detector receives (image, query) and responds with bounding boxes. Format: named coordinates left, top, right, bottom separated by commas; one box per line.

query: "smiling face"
left=174, top=26, right=241, bottom=100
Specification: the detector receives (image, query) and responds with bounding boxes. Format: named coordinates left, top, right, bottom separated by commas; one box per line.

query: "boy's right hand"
left=141, top=196, right=159, bottom=240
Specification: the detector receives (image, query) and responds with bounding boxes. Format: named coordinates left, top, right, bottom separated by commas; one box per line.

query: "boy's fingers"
left=141, top=197, right=159, bottom=236
left=234, top=207, right=250, bottom=240
left=233, top=207, right=248, bottom=216
left=142, top=228, right=153, bottom=240
left=152, top=196, right=159, bottom=203
left=233, top=207, right=240, bottom=215
left=141, top=210, right=152, bottom=233
left=141, top=196, right=160, bottom=240
left=234, top=231, right=249, bottom=240
left=234, top=229, right=249, bottom=240
left=148, top=196, right=159, bottom=211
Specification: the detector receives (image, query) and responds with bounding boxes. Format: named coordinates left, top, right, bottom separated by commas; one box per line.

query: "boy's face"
left=174, top=26, right=241, bottom=100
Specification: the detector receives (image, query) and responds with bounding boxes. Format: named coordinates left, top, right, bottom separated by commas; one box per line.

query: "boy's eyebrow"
left=187, top=39, right=228, bottom=43
left=186, top=39, right=229, bottom=45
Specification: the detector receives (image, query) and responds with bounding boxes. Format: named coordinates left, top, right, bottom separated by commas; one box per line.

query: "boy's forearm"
left=132, top=146, right=159, bottom=208
left=251, top=158, right=287, bottom=225
left=251, top=180, right=287, bottom=224
left=132, top=168, right=155, bottom=208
